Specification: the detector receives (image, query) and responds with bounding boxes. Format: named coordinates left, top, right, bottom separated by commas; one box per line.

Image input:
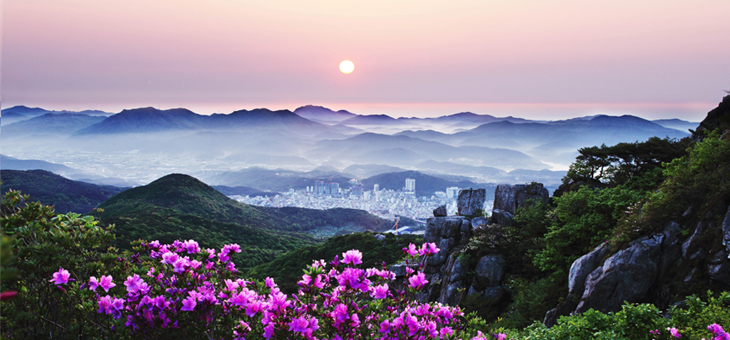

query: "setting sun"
left=339, top=60, right=354, bottom=74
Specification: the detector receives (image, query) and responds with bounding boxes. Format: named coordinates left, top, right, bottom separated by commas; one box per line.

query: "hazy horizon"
left=0, top=101, right=715, bottom=122
left=3, top=0, right=728, bottom=121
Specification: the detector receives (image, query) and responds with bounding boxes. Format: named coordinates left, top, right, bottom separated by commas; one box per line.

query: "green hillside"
left=97, top=173, right=395, bottom=268
left=0, top=169, right=125, bottom=214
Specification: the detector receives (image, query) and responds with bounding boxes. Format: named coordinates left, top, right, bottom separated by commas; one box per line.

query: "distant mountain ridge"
left=0, top=170, right=125, bottom=214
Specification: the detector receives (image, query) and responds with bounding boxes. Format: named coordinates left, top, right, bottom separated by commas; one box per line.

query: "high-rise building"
left=405, top=178, right=416, bottom=192
left=374, top=184, right=379, bottom=192
left=446, top=187, right=460, bottom=199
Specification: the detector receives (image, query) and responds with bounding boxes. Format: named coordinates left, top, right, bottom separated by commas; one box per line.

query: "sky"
left=2, top=0, right=729, bottom=120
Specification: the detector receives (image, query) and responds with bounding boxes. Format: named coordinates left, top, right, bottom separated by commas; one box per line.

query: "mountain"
left=342, top=164, right=406, bottom=178
left=76, top=106, right=330, bottom=136
left=293, top=105, right=356, bottom=124
left=360, top=170, right=496, bottom=198
left=205, top=167, right=353, bottom=192
left=340, top=114, right=399, bottom=125
left=0, top=170, right=126, bottom=214
left=307, top=132, right=544, bottom=170
left=97, top=173, right=395, bottom=267
left=652, top=118, right=699, bottom=132
left=212, top=185, right=280, bottom=197
left=75, top=107, right=206, bottom=134
left=0, top=155, right=78, bottom=175
left=2, top=112, right=106, bottom=136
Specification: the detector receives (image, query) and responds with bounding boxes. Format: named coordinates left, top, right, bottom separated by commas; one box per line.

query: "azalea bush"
left=46, top=238, right=503, bottom=340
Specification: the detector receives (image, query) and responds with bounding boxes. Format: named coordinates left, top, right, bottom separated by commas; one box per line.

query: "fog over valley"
left=1, top=104, right=694, bottom=190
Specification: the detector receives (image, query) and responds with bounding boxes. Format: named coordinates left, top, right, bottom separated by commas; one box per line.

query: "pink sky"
left=2, top=0, right=729, bottom=120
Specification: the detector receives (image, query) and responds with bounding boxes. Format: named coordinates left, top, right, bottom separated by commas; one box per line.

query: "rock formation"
left=544, top=203, right=730, bottom=326
left=490, top=183, right=549, bottom=226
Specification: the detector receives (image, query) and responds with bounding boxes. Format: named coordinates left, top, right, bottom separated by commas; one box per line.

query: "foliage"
left=561, top=137, right=689, bottom=190
left=623, top=131, right=730, bottom=239
left=246, top=232, right=423, bottom=293
left=534, top=185, right=645, bottom=272
left=101, top=204, right=316, bottom=269
left=0, top=190, right=128, bottom=338
left=492, top=274, right=568, bottom=330
left=496, top=293, right=730, bottom=340
left=0, top=169, right=125, bottom=214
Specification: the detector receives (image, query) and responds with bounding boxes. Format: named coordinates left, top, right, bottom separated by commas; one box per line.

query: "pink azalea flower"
left=419, top=242, right=440, bottom=256
left=181, top=296, right=196, bottom=311
left=496, top=332, right=507, bottom=340
left=408, top=272, right=428, bottom=289
left=97, top=275, right=116, bottom=292
left=440, top=327, right=454, bottom=338
left=342, top=249, right=363, bottom=265
left=668, top=327, right=681, bottom=338
left=404, top=243, right=419, bottom=257
left=124, top=274, right=147, bottom=294
left=371, top=284, right=389, bottom=299
left=289, top=315, right=310, bottom=333
left=263, top=323, right=275, bottom=339
left=49, top=268, right=73, bottom=285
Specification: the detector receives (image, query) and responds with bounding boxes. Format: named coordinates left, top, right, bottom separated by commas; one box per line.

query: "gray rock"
left=433, top=205, right=447, bottom=217
left=424, top=216, right=465, bottom=244
left=473, top=255, right=505, bottom=289
left=722, top=207, right=730, bottom=254
left=682, top=221, right=709, bottom=258
left=481, top=286, right=505, bottom=305
left=708, top=250, right=730, bottom=285
left=568, top=243, right=611, bottom=296
left=471, top=216, right=488, bottom=228
left=575, top=234, right=664, bottom=314
left=490, top=210, right=515, bottom=226
left=389, top=262, right=418, bottom=277
left=492, top=183, right=549, bottom=215
left=457, top=188, right=486, bottom=216
left=659, top=222, right=683, bottom=280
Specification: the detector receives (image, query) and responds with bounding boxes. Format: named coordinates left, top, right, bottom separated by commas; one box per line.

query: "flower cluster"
left=708, top=324, right=730, bottom=340
left=52, top=240, right=491, bottom=339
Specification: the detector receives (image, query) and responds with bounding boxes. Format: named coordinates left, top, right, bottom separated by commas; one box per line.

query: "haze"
left=3, top=0, right=729, bottom=120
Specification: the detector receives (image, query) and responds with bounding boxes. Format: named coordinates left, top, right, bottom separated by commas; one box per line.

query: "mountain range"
left=1, top=104, right=696, bottom=187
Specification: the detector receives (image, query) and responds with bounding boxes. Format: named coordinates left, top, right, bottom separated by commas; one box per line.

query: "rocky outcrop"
left=545, top=204, right=730, bottom=326
left=575, top=235, right=663, bottom=313
left=491, top=183, right=549, bottom=225
left=457, top=188, right=486, bottom=217
left=433, top=205, right=447, bottom=217
left=391, top=186, right=551, bottom=319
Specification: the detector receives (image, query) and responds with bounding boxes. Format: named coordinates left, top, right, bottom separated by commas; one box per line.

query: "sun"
left=339, top=60, right=354, bottom=74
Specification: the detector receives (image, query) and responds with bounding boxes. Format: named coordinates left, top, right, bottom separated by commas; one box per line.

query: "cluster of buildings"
left=231, top=178, right=483, bottom=221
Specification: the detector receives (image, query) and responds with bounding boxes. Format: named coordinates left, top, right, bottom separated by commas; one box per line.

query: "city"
left=230, top=178, right=494, bottom=223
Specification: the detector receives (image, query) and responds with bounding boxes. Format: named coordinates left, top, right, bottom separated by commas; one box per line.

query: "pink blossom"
left=342, top=249, right=363, bottom=265
left=419, top=242, right=440, bottom=256
left=182, top=239, right=200, bottom=254
left=668, top=327, right=681, bottom=338
left=371, top=284, right=389, bottom=299
left=124, top=274, right=148, bottom=294
left=181, top=296, right=197, bottom=311
left=496, top=333, right=507, bottom=340
left=408, top=272, right=428, bottom=289
left=263, top=323, right=275, bottom=339
left=404, top=243, right=419, bottom=256
left=96, top=275, right=116, bottom=292
left=440, top=327, right=453, bottom=338
left=49, top=268, right=73, bottom=285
